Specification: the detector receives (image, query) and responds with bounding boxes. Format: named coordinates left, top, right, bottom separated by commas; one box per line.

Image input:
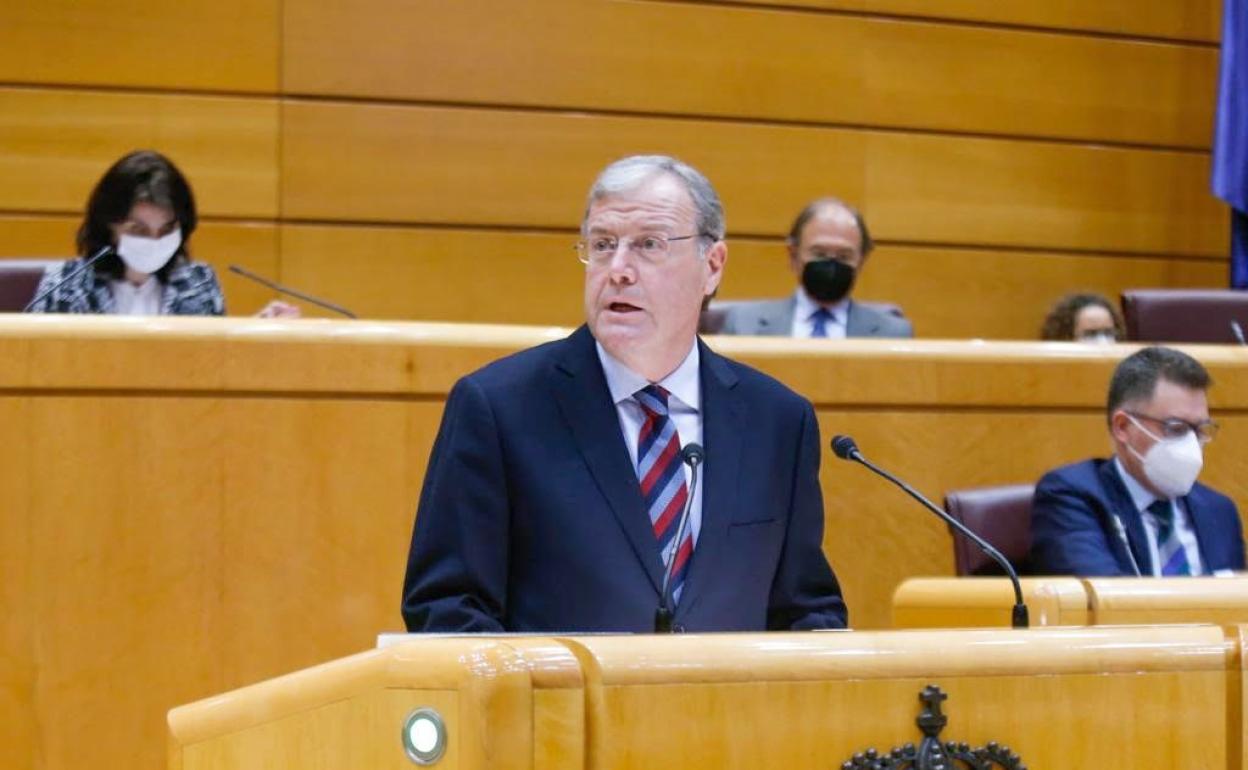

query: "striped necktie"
left=1148, top=499, right=1191, bottom=576
left=634, top=385, right=693, bottom=603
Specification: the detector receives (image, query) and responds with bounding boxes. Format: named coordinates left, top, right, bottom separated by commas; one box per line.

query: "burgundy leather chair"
left=1121, top=289, right=1248, bottom=344
left=943, top=484, right=1035, bottom=576
left=0, top=260, right=58, bottom=312
left=698, top=298, right=906, bottom=334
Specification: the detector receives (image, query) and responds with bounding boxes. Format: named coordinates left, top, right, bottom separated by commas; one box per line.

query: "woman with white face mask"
left=25, top=150, right=226, bottom=315
left=25, top=150, right=299, bottom=317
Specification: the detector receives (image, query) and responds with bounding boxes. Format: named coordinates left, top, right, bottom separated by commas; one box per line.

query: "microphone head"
left=830, top=435, right=859, bottom=460
left=680, top=443, right=705, bottom=466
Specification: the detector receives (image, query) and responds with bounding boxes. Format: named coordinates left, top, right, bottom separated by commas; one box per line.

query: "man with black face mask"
left=1029, top=346, right=1244, bottom=576
left=718, top=198, right=912, bottom=338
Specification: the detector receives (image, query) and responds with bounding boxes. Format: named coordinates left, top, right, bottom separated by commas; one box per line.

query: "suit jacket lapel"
left=1099, top=460, right=1153, bottom=575
left=1181, top=489, right=1216, bottom=572
left=550, top=326, right=666, bottom=593
left=676, top=339, right=743, bottom=617
left=845, top=301, right=879, bottom=337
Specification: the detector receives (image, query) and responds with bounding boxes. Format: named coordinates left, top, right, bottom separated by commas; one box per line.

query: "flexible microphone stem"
left=835, top=438, right=1029, bottom=629
left=22, top=245, right=113, bottom=312
left=1109, top=514, right=1143, bottom=576
left=228, top=265, right=357, bottom=319
left=655, top=444, right=703, bottom=633
left=1231, top=320, right=1246, bottom=346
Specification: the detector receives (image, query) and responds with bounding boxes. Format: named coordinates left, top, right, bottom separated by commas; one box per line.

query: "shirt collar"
left=596, top=340, right=700, bottom=412
left=1112, top=455, right=1160, bottom=511
left=794, top=286, right=850, bottom=325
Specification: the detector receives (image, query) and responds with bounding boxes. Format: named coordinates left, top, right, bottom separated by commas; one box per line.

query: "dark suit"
left=1029, top=458, right=1245, bottom=576
left=401, top=325, right=847, bottom=633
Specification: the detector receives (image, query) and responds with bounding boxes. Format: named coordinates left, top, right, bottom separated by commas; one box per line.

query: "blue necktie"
left=1149, top=499, right=1192, bottom=576
left=811, top=308, right=833, bottom=338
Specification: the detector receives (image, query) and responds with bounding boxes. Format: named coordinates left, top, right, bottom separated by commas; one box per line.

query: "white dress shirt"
left=109, top=277, right=163, bottom=316
left=595, top=341, right=704, bottom=546
left=790, top=287, right=849, bottom=339
left=1112, top=456, right=1204, bottom=576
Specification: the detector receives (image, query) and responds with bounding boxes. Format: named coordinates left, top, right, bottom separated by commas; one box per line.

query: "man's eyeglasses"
left=1126, top=411, right=1219, bottom=444
left=575, top=233, right=701, bottom=266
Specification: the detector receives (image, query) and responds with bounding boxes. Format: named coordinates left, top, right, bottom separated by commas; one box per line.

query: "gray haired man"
left=402, top=155, right=848, bottom=633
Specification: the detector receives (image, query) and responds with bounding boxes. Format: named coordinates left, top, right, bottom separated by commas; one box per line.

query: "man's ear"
left=786, top=239, right=801, bottom=275
left=1109, top=409, right=1133, bottom=446
left=704, top=240, right=727, bottom=295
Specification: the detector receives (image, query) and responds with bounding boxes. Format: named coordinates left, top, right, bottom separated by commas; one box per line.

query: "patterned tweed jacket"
left=26, top=257, right=225, bottom=315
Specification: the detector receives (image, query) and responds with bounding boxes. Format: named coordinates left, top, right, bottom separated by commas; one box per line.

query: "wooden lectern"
left=169, top=625, right=1243, bottom=769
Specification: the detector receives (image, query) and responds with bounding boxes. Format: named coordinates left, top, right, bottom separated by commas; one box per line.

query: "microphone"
left=1108, top=513, right=1143, bottom=577
left=830, top=435, right=1029, bottom=629
left=1231, top=321, right=1246, bottom=346
left=228, top=265, right=357, bottom=319
left=22, top=245, right=113, bottom=312
left=655, top=442, right=704, bottom=633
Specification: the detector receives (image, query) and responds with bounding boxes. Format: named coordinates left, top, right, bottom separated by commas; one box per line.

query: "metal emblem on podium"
left=842, top=685, right=1026, bottom=770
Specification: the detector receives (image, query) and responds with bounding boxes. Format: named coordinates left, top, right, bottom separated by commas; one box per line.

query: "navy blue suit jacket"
left=401, top=325, right=847, bottom=632
left=1029, top=458, right=1245, bottom=576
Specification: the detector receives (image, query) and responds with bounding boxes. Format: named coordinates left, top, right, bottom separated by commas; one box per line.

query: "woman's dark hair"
left=77, top=150, right=197, bottom=283
left=1040, top=292, right=1124, bottom=341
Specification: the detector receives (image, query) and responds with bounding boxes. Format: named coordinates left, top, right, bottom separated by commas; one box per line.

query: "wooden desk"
left=893, top=576, right=1248, bottom=628
left=3, top=316, right=1247, bottom=770
left=169, top=625, right=1241, bottom=769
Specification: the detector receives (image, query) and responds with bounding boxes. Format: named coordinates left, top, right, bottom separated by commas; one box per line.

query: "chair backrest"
left=0, top=259, right=58, bottom=312
left=943, top=484, right=1035, bottom=576
left=698, top=298, right=907, bottom=335
left=1121, top=289, right=1248, bottom=344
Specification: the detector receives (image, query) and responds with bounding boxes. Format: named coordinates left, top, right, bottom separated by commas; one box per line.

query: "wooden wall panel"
left=26, top=396, right=227, bottom=770
left=220, top=399, right=431, bottom=686
left=861, top=20, right=1214, bottom=146
left=281, top=102, right=1224, bottom=256
left=283, top=0, right=1216, bottom=147
left=194, top=224, right=282, bottom=316
left=0, top=1, right=279, bottom=92
left=0, top=214, right=73, bottom=258
left=865, top=133, right=1224, bottom=256
left=278, top=225, right=586, bottom=324
left=710, top=0, right=1221, bottom=42
left=0, top=398, right=34, bottom=770
left=277, top=224, right=1227, bottom=337
left=0, top=88, right=279, bottom=218
left=0, top=216, right=282, bottom=316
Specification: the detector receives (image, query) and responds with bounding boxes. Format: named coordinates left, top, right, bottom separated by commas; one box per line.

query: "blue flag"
left=1213, top=0, right=1248, bottom=287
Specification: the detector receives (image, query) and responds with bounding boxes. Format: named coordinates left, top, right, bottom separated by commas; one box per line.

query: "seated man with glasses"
left=402, top=154, right=847, bottom=633
left=1029, top=346, right=1244, bottom=576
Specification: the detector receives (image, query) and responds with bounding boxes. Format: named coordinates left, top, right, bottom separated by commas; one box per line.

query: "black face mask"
left=801, top=260, right=856, bottom=304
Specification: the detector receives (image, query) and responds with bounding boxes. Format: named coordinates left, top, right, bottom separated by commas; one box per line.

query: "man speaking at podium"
left=402, top=155, right=847, bottom=633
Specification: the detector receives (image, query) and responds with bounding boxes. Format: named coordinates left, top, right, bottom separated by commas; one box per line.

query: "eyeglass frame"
left=1124, top=410, right=1219, bottom=444
left=574, top=232, right=709, bottom=266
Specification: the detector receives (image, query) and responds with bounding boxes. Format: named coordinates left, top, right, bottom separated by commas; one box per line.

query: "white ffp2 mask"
left=1126, top=415, right=1203, bottom=498
left=117, top=227, right=181, bottom=275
